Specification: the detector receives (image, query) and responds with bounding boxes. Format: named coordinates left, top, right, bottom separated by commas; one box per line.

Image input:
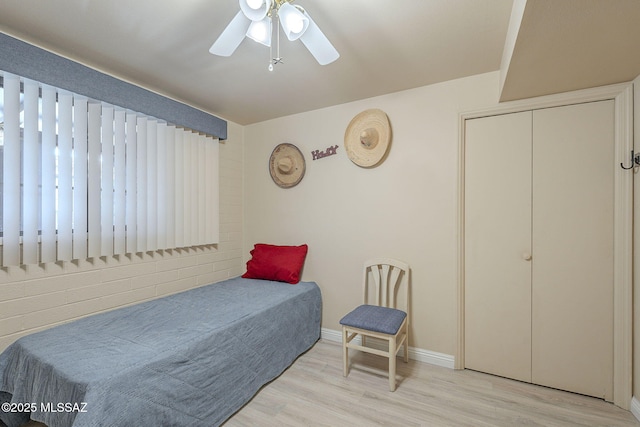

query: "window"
left=0, top=71, right=219, bottom=267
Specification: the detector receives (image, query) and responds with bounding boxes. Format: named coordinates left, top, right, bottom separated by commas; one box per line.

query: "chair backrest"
left=362, top=258, right=410, bottom=316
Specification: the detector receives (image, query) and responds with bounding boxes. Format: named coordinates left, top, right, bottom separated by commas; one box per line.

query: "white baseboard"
left=321, top=327, right=455, bottom=369
left=631, top=396, right=640, bottom=422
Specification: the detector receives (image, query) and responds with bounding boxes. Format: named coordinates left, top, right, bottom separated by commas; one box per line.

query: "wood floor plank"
left=224, top=340, right=639, bottom=427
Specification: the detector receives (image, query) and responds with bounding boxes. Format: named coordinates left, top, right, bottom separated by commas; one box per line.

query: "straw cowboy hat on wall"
left=269, top=143, right=306, bottom=188
left=344, top=108, right=391, bottom=168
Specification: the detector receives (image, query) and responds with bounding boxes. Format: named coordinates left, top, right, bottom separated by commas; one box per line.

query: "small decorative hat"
left=269, top=143, right=306, bottom=188
left=344, top=109, right=391, bottom=167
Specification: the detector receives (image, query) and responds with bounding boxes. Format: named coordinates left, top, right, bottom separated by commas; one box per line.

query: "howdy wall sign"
left=311, top=145, right=338, bottom=161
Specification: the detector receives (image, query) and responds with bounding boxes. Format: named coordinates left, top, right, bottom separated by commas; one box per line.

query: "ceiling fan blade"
left=209, top=11, right=251, bottom=56
left=300, top=14, right=339, bottom=65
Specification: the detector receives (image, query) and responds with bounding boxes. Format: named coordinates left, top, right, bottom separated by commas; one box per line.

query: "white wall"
left=243, top=71, right=501, bottom=356
left=0, top=121, right=245, bottom=352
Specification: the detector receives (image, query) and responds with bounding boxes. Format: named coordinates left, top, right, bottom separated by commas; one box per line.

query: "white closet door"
left=464, top=111, right=533, bottom=382
left=531, top=100, right=614, bottom=400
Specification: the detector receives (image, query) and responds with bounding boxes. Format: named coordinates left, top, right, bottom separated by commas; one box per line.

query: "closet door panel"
left=464, top=111, right=532, bottom=382
left=531, top=100, right=614, bottom=400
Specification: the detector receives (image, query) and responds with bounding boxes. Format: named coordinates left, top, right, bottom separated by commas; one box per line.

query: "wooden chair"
left=340, top=258, right=410, bottom=391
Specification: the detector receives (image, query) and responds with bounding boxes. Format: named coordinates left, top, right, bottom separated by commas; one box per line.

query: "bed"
left=0, top=276, right=322, bottom=427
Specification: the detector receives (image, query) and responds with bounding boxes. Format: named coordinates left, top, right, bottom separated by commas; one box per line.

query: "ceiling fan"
left=209, top=0, right=340, bottom=69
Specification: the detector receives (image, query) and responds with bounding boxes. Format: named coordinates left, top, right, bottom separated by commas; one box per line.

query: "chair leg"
left=342, top=327, right=349, bottom=377
left=389, top=336, right=397, bottom=391
left=403, top=327, right=409, bottom=363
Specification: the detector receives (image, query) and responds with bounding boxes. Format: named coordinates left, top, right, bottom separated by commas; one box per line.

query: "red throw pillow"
left=242, top=244, right=308, bottom=284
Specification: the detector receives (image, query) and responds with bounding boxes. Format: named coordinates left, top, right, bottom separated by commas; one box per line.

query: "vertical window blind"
left=0, top=71, right=220, bottom=267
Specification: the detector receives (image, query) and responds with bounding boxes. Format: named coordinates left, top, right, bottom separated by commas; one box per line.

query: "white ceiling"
left=0, top=0, right=638, bottom=126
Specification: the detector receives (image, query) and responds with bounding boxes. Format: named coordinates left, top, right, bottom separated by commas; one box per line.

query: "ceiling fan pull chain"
left=269, top=23, right=274, bottom=71
left=270, top=13, right=283, bottom=71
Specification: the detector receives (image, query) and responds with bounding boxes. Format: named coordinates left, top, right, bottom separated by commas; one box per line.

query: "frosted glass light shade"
left=247, top=16, right=272, bottom=46
left=239, top=0, right=272, bottom=21
left=278, top=2, right=309, bottom=40
left=246, top=0, right=262, bottom=8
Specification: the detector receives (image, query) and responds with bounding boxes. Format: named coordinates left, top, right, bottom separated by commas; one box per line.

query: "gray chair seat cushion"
left=340, top=304, right=407, bottom=335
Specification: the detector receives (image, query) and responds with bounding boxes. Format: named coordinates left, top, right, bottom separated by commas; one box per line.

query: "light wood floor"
left=9, top=340, right=640, bottom=427
left=224, top=340, right=638, bottom=427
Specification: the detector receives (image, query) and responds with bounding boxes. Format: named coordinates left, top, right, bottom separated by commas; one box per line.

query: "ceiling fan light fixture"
left=278, top=2, right=309, bottom=41
left=246, top=16, right=272, bottom=46
left=239, top=0, right=272, bottom=21
left=210, top=0, right=339, bottom=68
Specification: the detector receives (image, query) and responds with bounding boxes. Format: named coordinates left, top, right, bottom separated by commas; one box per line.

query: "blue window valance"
left=0, top=32, right=227, bottom=140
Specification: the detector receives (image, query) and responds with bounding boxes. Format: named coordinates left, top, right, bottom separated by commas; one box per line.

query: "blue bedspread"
left=0, top=277, right=322, bottom=427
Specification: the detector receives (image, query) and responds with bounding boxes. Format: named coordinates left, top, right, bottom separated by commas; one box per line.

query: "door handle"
left=522, top=252, right=532, bottom=261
